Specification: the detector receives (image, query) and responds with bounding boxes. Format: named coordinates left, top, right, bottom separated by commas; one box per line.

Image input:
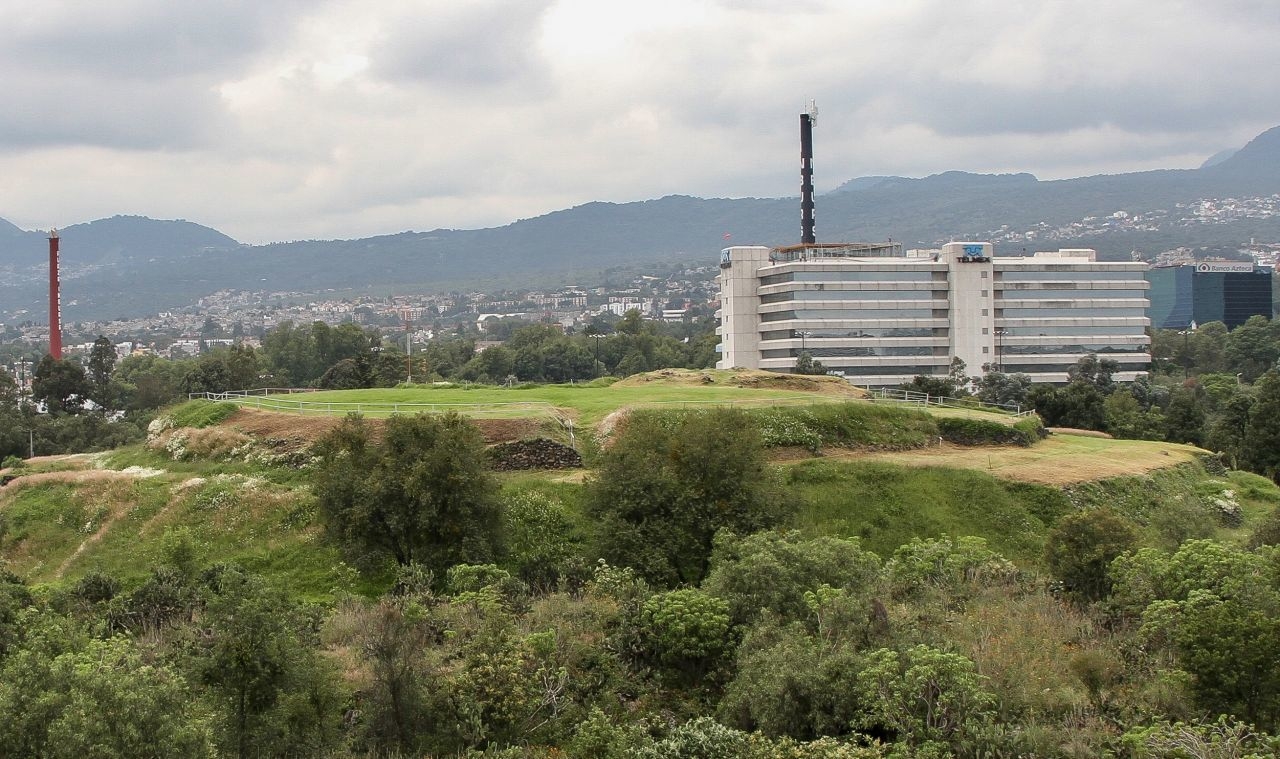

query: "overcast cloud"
left=1, top=0, right=1277, bottom=243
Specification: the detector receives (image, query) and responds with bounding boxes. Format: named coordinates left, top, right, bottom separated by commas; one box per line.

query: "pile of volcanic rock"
left=487, top=438, right=583, bottom=471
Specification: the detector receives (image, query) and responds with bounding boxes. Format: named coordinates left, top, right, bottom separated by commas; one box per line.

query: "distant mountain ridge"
left=3, top=126, right=1280, bottom=322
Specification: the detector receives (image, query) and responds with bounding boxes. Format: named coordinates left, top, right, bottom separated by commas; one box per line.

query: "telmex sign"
left=1196, top=262, right=1255, bottom=273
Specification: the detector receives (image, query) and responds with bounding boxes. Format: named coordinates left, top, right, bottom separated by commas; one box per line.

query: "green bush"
left=749, top=403, right=938, bottom=452
left=937, top=416, right=1041, bottom=447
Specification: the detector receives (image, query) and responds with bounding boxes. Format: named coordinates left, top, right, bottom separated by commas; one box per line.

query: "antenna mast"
left=48, top=229, right=62, bottom=359
left=800, top=101, right=818, bottom=245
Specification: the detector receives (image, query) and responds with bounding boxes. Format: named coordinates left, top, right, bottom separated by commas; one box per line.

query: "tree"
left=975, top=371, right=1032, bottom=408
left=1163, top=385, right=1207, bottom=446
left=1068, top=353, right=1120, bottom=392
left=183, top=346, right=262, bottom=394
left=703, top=531, right=882, bottom=627
left=1225, top=315, right=1279, bottom=381
left=0, top=611, right=215, bottom=758
left=86, top=335, right=118, bottom=407
left=1104, top=388, right=1164, bottom=440
left=586, top=407, right=783, bottom=586
left=1044, top=508, right=1138, bottom=602
left=0, top=367, right=18, bottom=409
left=317, top=357, right=370, bottom=389
left=1244, top=371, right=1280, bottom=481
left=1114, top=541, right=1280, bottom=728
left=197, top=566, right=341, bottom=759
left=794, top=351, right=827, bottom=376
left=31, top=355, right=90, bottom=414
left=314, top=413, right=502, bottom=574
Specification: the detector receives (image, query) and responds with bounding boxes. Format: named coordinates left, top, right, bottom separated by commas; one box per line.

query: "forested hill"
left=2, top=126, right=1280, bottom=321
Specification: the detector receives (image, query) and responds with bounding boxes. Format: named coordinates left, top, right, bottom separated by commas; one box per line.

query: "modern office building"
left=716, top=241, right=1151, bottom=386
left=1146, top=262, right=1273, bottom=330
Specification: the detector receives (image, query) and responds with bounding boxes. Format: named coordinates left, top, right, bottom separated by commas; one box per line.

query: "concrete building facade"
left=716, top=241, right=1151, bottom=386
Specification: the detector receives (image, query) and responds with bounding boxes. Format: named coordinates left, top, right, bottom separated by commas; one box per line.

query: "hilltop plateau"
left=1, top=380, right=1265, bottom=597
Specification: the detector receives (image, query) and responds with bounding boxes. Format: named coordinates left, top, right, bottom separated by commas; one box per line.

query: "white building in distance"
left=716, top=241, right=1151, bottom=386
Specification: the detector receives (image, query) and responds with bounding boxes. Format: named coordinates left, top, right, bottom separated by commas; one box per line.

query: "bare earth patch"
left=219, top=407, right=541, bottom=448
left=782, top=434, right=1206, bottom=486
left=613, top=368, right=868, bottom=397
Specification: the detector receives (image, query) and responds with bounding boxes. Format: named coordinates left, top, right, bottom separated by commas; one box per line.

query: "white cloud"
left=0, top=0, right=1276, bottom=242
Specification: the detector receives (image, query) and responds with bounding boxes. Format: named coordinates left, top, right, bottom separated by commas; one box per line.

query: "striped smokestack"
left=800, top=104, right=817, bottom=244
left=49, top=229, right=61, bottom=359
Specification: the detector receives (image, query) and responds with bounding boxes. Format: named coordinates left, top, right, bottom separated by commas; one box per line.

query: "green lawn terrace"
left=199, top=368, right=873, bottom=426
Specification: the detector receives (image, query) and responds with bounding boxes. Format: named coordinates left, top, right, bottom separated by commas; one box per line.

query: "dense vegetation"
left=4, top=404, right=1280, bottom=757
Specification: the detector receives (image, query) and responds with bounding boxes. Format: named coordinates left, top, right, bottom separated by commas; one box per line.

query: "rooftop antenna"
left=800, top=100, right=818, bottom=245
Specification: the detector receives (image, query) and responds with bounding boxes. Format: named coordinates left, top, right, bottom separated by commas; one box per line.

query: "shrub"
left=937, top=416, right=1041, bottom=447
left=1044, top=508, right=1138, bottom=603
left=641, top=589, right=732, bottom=683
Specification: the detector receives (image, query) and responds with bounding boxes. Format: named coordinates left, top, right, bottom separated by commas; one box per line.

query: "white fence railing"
left=188, top=390, right=565, bottom=418
left=189, top=390, right=862, bottom=419
left=855, top=386, right=1034, bottom=416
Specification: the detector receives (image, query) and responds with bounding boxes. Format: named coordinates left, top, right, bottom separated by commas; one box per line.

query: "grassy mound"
left=784, top=459, right=1070, bottom=563
left=166, top=399, right=239, bottom=429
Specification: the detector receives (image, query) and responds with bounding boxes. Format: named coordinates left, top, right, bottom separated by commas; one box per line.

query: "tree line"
left=0, top=312, right=717, bottom=461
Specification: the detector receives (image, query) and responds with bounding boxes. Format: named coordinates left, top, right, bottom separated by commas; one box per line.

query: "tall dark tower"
left=48, top=229, right=62, bottom=359
left=799, top=101, right=817, bottom=244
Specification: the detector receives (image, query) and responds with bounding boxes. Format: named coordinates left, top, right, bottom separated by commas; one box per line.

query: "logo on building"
left=1196, top=262, right=1255, bottom=273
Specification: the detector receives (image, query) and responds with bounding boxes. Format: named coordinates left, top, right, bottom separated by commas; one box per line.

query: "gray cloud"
left=371, top=1, right=554, bottom=92
left=0, top=0, right=1277, bottom=242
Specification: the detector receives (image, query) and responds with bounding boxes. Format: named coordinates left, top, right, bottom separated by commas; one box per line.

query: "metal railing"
left=188, top=389, right=564, bottom=419
left=855, top=386, right=1035, bottom=416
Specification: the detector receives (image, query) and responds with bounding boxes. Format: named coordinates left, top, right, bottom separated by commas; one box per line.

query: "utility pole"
left=400, top=309, right=413, bottom=384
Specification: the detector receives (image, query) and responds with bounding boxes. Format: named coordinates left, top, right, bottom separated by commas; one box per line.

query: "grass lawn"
left=249, top=384, right=865, bottom=425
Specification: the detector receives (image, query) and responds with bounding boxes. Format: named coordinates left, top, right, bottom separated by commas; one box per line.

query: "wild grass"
left=1, top=474, right=365, bottom=602
left=783, top=459, right=1067, bottom=564
left=166, top=399, right=239, bottom=428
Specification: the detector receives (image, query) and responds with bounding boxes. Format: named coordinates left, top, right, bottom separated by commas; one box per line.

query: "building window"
left=982, top=346, right=989, bottom=354
left=981, top=271, right=989, bottom=278
left=981, top=289, right=988, bottom=297
left=981, top=327, right=989, bottom=335
left=981, top=308, right=989, bottom=316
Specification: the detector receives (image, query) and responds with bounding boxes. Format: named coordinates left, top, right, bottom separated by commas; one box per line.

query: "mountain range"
left=3, top=126, right=1280, bottom=323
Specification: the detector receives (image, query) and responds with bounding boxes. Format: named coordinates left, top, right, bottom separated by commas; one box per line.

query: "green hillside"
left=2, top=389, right=1266, bottom=601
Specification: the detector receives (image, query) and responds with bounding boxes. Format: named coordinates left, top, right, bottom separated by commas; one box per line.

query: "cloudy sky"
left=2, top=0, right=1278, bottom=243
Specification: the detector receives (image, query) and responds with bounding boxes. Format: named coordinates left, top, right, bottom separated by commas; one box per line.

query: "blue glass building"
left=1146, top=263, right=1273, bottom=329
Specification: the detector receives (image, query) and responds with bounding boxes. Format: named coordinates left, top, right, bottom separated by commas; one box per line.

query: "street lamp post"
left=796, top=330, right=814, bottom=374
left=594, top=333, right=602, bottom=378
left=1177, top=327, right=1193, bottom=379
left=993, top=328, right=1007, bottom=372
